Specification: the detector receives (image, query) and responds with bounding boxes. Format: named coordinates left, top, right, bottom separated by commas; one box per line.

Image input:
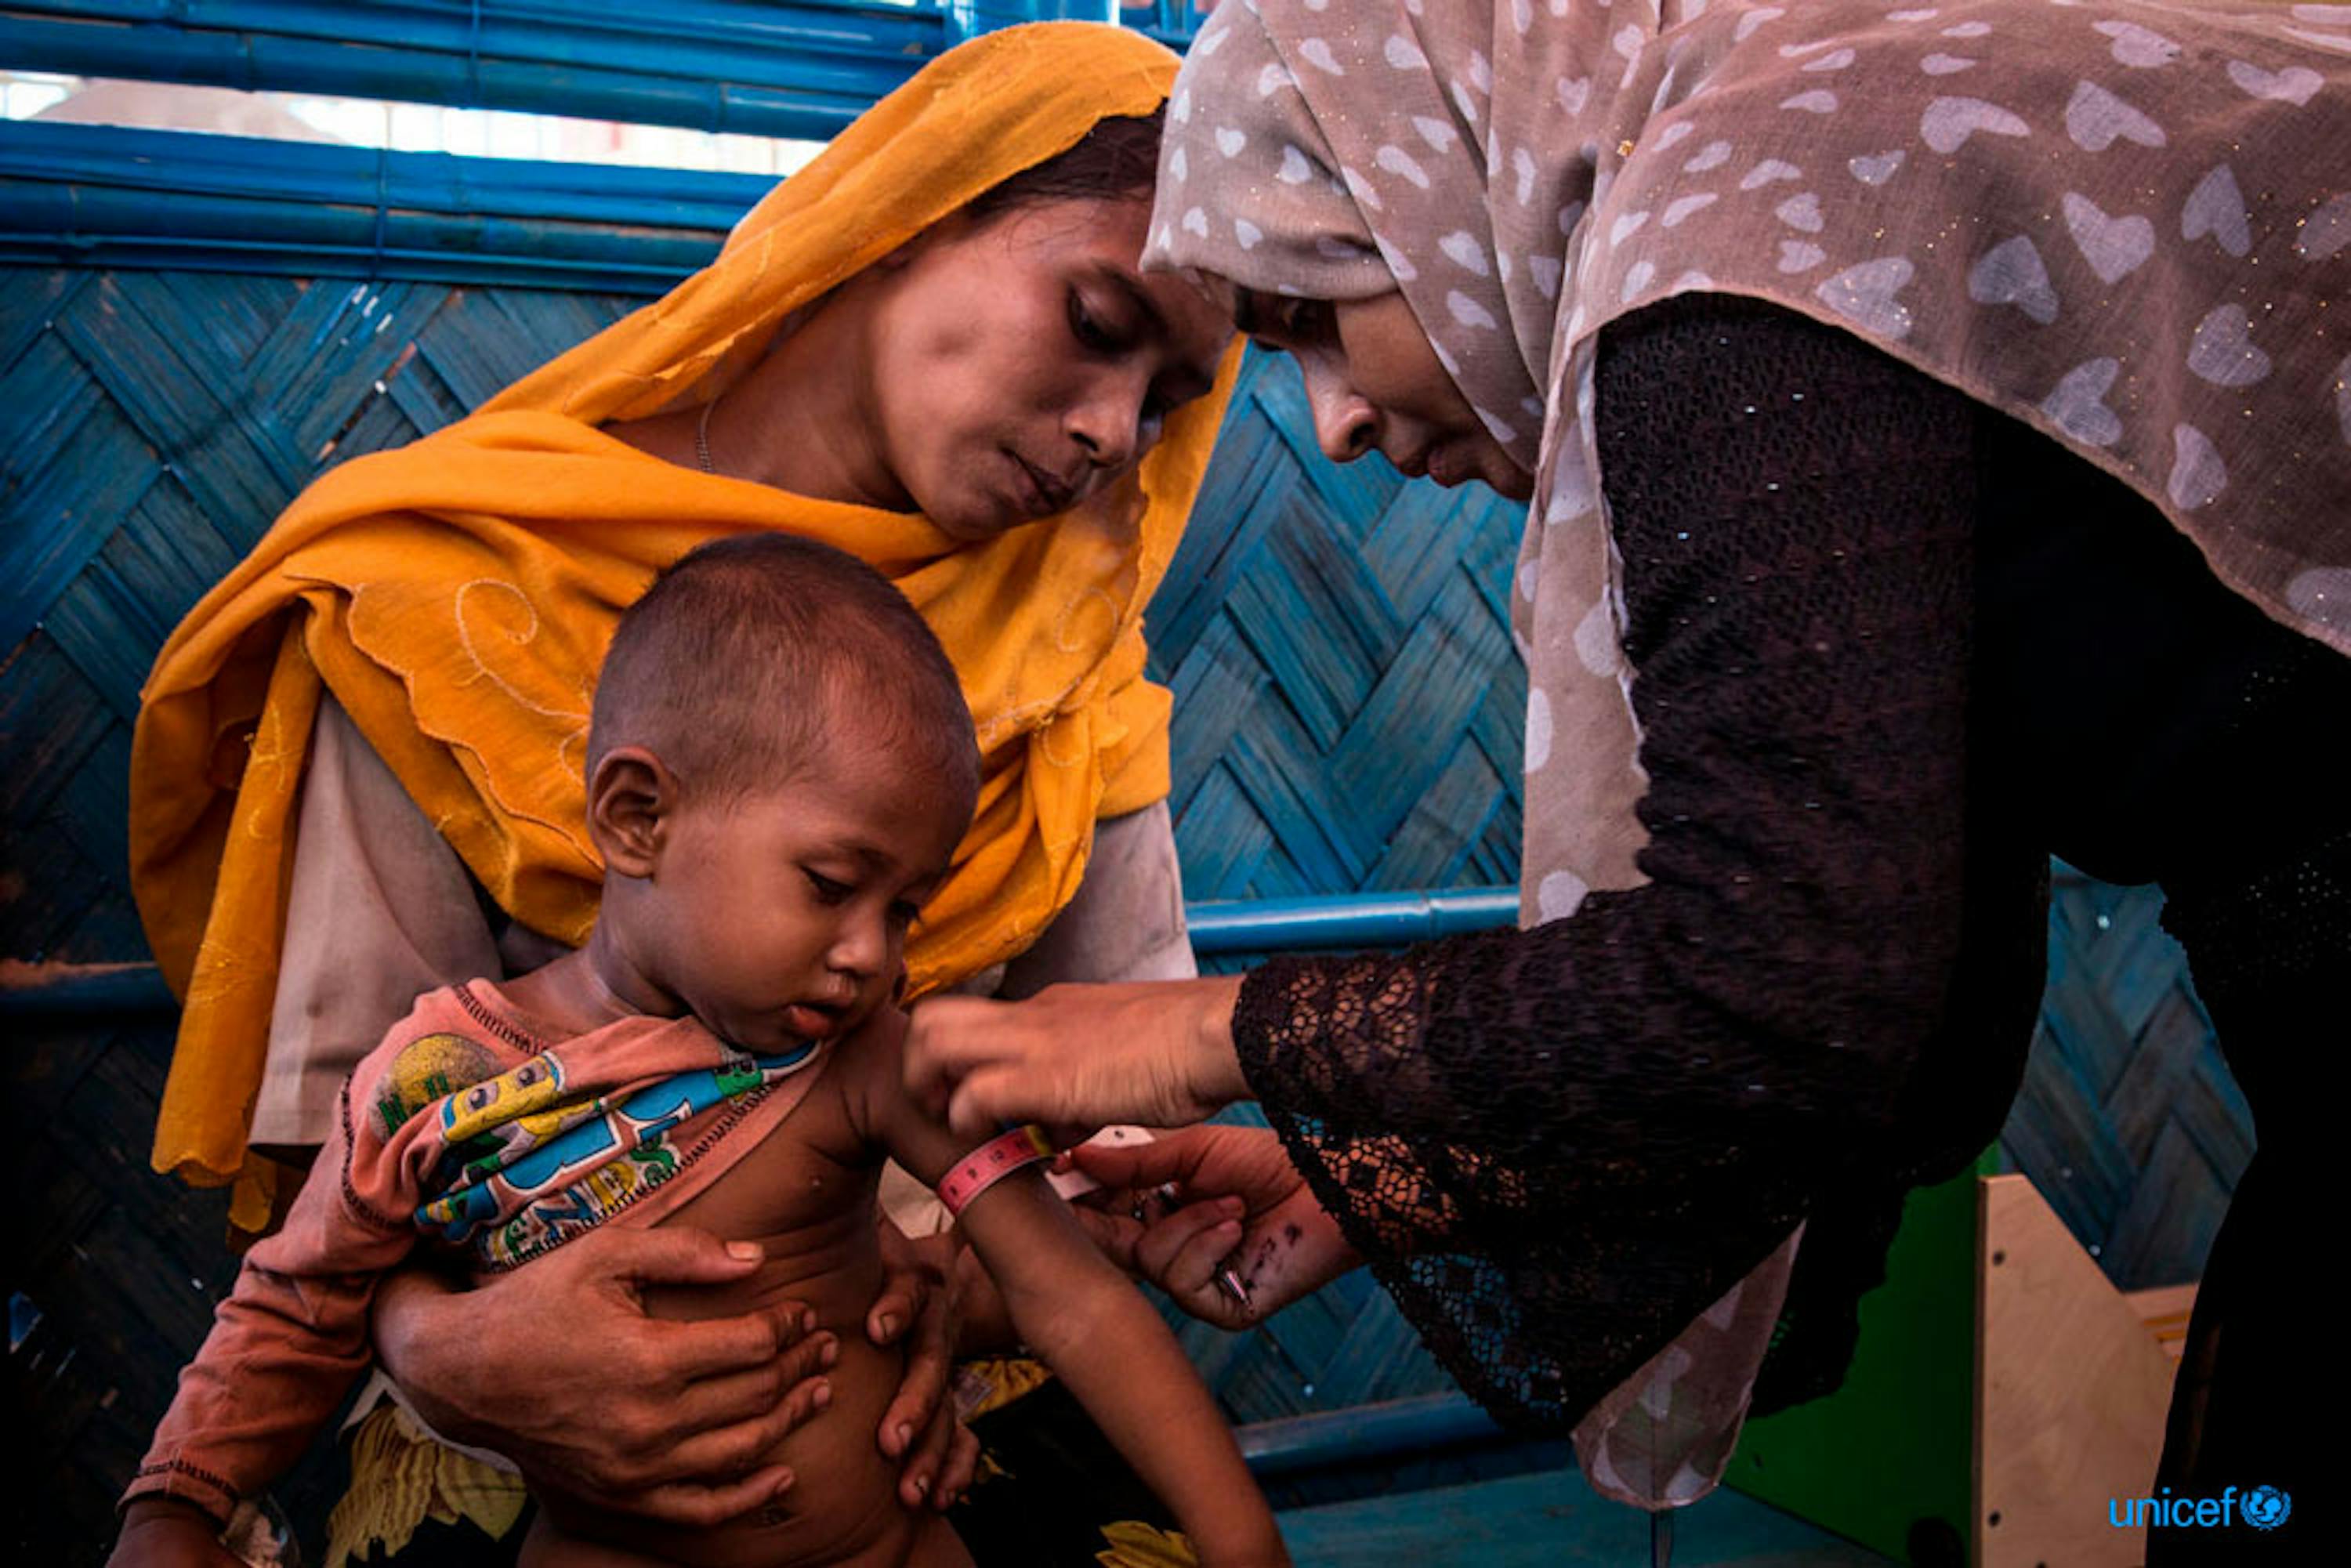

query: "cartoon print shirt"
left=125, top=980, right=826, bottom=1523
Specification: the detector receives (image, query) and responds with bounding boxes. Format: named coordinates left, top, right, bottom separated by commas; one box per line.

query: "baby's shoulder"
left=820, top=1008, right=923, bottom=1148
left=347, top=980, right=531, bottom=1135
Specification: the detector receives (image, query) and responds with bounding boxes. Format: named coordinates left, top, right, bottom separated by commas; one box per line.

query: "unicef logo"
left=2243, top=1485, right=2291, bottom=1531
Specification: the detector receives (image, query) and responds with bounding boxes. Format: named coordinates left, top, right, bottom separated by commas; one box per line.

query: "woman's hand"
left=107, top=1501, right=244, bottom=1568
left=867, top=1222, right=981, bottom=1510
left=373, top=1226, right=835, bottom=1528
left=1068, top=1125, right=1360, bottom=1327
left=903, top=977, right=1250, bottom=1140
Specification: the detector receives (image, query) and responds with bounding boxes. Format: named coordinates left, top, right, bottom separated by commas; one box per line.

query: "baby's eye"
left=886, top=900, right=922, bottom=929
left=803, top=869, right=852, bottom=904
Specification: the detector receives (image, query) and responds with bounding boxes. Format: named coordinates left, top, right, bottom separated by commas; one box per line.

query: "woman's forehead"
left=1002, top=201, right=1233, bottom=376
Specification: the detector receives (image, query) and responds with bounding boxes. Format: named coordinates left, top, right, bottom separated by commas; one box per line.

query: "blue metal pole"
left=2, top=884, right=1522, bottom=1016
left=0, top=121, right=760, bottom=289
left=1234, top=1392, right=1505, bottom=1478
left=1186, top=887, right=1520, bottom=956
left=944, top=0, right=1117, bottom=45
left=1, top=1, right=950, bottom=141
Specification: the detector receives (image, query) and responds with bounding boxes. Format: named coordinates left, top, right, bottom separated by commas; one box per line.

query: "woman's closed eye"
left=1068, top=289, right=1133, bottom=354
left=1237, top=292, right=1334, bottom=351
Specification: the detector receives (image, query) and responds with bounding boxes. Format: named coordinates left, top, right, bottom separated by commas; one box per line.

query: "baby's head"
left=584, top=534, right=980, bottom=1052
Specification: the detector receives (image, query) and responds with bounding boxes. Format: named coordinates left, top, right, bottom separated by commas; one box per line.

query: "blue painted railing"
left=1237, top=1392, right=1505, bottom=1479
left=0, top=120, right=761, bottom=288
left=0, top=888, right=1520, bottom=1016
left=1, top=2, right=1200, bottom=143
left=1188, top=887, right=1519, bottom=957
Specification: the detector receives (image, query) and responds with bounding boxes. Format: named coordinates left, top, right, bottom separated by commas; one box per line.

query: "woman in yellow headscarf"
left=124, top=21, right=1236, bottom=1565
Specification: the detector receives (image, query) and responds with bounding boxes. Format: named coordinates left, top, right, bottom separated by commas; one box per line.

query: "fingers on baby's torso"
left=605, top=1058, right=930, bottom=1566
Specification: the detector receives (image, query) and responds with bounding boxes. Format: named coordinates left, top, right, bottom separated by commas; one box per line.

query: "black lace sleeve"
left=1234, top=296, right=2047, bottom=1428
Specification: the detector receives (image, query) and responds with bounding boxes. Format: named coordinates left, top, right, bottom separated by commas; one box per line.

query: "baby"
left=116, top=535, right=1285, bottom=1567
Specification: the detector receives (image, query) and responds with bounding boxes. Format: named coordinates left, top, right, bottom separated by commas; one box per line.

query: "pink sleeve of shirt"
left=124, top=988, right=506, bottom=1523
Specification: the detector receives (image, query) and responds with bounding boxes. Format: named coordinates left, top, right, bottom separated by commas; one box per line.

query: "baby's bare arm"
left=864, top=1018, right=1284, bottom=1566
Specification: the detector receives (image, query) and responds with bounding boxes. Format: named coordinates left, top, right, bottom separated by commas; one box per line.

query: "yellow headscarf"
left=129, top=21, right=1237, bottom=1216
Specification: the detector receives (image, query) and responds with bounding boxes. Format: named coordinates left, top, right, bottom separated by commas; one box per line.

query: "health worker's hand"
left=1069, top=1124, right=1360, bottom=1328
left=903, top=977, right=1250, bottom=1141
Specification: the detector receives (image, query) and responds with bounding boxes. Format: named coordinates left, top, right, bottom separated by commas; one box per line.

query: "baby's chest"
left=653, top=1079, right=878, bottom=1248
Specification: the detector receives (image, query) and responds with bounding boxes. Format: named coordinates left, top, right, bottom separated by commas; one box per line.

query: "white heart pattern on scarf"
left=1447, top=289, right=1498, bottom=328
left=2066, top=80, right=2167, bottom=150
left=2040, top=357, right=2125, bottom=446
left=2168, top=423, right=2228, bottom=509
left=1778, top=239, right=1828, bottom=272
left=1376, top=145, right=1432, bottom=189
left=2095, top=20, right=2183, bottom=68
left=2186, top=302, right=2273, bottom=386
left=1537, top=868, right=1592, bottom=922
left=2181, top=165, right=2251, bottom=257
left=2298, top=194, right=2351, bottom=259
left=1815, top=256, right=1918, bottom=337
left=1663, top=192, right=1720, bottom=228
left=1968, top=235, right=2060, bottom=324
left=1849, top=150, right=1906, bottom=185
left=2062, top=191, right=2155, bottom=282
left=1686, top=139, right=1734, bottom=172
left=1775, top=192, right=1825, bottom=232
left=2227, top=60, right=2323, bottom=103
left=1440, top=230, right=1493, bottom=274
left=1922, top=96, right=2031, bottom=153
left=1298, top=38, right=1346, bottom=76
left=2286, top=567, right=2351, bottom=634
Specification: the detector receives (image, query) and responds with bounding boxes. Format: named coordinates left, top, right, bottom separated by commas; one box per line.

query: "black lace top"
left=1232, top=294, right=2346, bottom=1429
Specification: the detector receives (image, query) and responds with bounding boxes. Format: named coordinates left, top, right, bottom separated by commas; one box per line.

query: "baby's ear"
left=586, top=746, right=672, bottom=877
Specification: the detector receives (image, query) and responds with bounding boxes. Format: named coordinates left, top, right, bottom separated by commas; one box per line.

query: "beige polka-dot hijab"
left=1150, top=0, right=2349, bottom=1511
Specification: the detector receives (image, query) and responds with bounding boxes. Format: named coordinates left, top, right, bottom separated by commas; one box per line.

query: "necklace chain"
left=694, top=397, right=718, bottom=476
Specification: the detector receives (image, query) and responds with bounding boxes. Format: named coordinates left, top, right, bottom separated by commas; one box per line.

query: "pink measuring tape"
left=937, top=1124, right=1056, bottom=1217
